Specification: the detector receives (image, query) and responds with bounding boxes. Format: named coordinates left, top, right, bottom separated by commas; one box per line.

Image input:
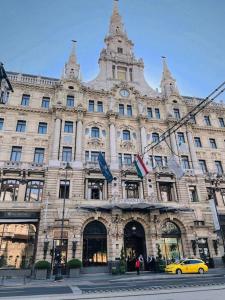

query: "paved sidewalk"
left=0, top=267, right=224, bottom=287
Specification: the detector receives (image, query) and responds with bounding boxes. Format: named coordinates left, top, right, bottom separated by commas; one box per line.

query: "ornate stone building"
left=0, top=1, right=225, bottom=271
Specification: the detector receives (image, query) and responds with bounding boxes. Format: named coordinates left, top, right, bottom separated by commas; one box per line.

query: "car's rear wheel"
left=176, top=269, right=182, bottom=275
left=198, top=268, right=204, bottom=274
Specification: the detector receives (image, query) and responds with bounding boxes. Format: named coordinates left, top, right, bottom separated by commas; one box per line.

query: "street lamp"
left=55, top=162, right=72, bottom=281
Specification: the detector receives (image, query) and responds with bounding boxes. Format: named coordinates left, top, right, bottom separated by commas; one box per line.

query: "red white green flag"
left=134, top=154, right=149, bottom=178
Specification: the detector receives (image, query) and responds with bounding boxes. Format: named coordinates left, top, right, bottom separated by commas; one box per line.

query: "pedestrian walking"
left=135, top=258, right=140, bottom=275
left=138, top=254, right=144, bottom=271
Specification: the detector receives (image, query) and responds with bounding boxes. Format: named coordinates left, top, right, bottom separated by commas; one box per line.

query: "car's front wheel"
left=176, top=269, right=182, bottom=275
left=198, top=268, right=204, bottom=274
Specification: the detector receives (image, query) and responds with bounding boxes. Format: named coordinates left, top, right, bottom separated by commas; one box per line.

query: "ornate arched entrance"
left=83, top=220, right=107, bottom=267
left=124, top=221, right=147, bottom=271
left=159, top=221, right=183, bottom=261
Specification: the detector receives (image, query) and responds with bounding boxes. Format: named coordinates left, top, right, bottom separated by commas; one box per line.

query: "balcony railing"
left=84, top=161, right=100, bottom=170
left=0, top=161, right=45, bottom=170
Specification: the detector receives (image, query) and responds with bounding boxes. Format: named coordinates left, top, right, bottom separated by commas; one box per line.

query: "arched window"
left=123, top=130, right=130, bottom=141
left=91, top=127, right=100, bottom=138
left=152, top=132, right=159, bottom=143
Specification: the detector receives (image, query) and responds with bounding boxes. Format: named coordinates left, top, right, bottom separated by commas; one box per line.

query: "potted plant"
left=34, top=260, right=51, bottom=279
left=67, top=259, right=82, bottom=277
left=119, top=247, right=126, bottom=274
left=155, top=244, right=166, bottom=273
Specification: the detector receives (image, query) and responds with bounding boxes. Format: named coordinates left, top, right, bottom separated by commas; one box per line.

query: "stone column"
left=73, top=118, right=83, bottom=168
left=109, top=116, right=118, bottom=170
left=186, top=129, right=200, bottom=173
left=49, top=116, right=61, bottom=167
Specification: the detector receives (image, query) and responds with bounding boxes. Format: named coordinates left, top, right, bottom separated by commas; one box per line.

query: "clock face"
left=120, top=89, right=130, bottom=97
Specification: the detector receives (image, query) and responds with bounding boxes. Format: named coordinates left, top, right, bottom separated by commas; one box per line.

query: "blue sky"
left=0, top=0, right=224, bottom=98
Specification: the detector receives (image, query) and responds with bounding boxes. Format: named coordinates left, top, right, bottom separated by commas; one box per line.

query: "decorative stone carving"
left=87, top=138, right=104, bottom=148
left=120, top=140, right=135, bottom=151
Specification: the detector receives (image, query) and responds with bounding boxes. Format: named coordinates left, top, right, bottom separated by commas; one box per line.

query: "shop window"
left=91, top=127, right=100, bottom=138
left=62, top=147, right=72, bottom=162
left=34, top=148, right=45, bottom=164
left=117, top=66, right=127, bottom=81
left=25, top=180, right=44, bottom=202
left=21, top=94, right=30, bottom=106
left=16, top=120, right=26, bottom=132
left=59, top=180, right=70, bottom=199
left=10, top=146, right=22, bottom=162
left=159, top=182, right=174, bottom=202
left=189, top=186, right=198, bottom=202
left=123, top=130, right=130, bottom=141
left=64, top=121, right=73, bottom=133
left=66, top=95, right=74, bottom=107
left=87, top=179, right=104, bottom=200
left=41, top=97, right=50, bottom=108
left=125, top=181, right=139, bottom=198
left=0, top=179, right=20, bottom=202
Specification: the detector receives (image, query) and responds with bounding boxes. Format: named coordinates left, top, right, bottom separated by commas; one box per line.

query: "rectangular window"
left=215, top=160, right=223, bottom=175
left=209, top=138, right=217, bottom=149
left=38, top=122, right=47, bottom=134
left=147, top=108, right=153, bottom=119
left=25, top=180, right=44, bottom=202
left=221, top=189, right=225, bottom=206
left=0, top=179, right=20, bottom=202
left=62, top=147, right=72, bottom=162
left=159, top=182, right=173, bottom=202
left=59, top=180, right=70, bottom=199
left=64, top=121, right=73, bottom=133
left=41, top=97, right=50, bottom=108
left=199, top=160, right=207, bottom=173
left=124, top=154, right=132, bottom=165
left=127, top=105, right=132, bottom=117
left=207, top=187, right=218, bottom=205
left=181, top=155, right=190, bottom=169
left=66, top=95, right=74, bottom=107
left=204, top=116, right=211, bottom=126
left=117, top=66, right=127, bottom=81
left=0, top=118, right=4, bottom=130
left=91, top=151, right=100, bottom=162
left=194, top=137, right=202, bottom=147
left=189, top=186, right=198, bottom=202
left=21, top=94, right=30, bottom=106
left=119, top=104, right=124, bottom=115
left=97, top=101, right=103, bottom=112
left=88, top=100, right=94, bottom=112
left=34, top=148, right=45, bottom=164
left=87, top=179, right=104, bottom=200
left=155, top=156, right=163, bottom=167
left=118, top=153, right=122, bottom=166
left=129, top=68, right=133, bottom=81
left=16, top=120, right=26, bottom=132
left=155, top=108, right=160, bottom=119
left=219, top=117, right=225, bottom=128
left=125, top=181, right=139, bottom=198
left=10, top=146, right=22, bottom=162
left=118, top=47, right=123, bottom=54
left=177, top=132, right=185, bottom=145
left=174, top=108, right=180, bottom=120
left=190, top=114, right=196, bottom=124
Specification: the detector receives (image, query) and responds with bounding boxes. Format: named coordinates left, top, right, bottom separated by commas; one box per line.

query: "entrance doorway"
left=83, top=220, right=107, bottom=267
left=124, top=221, right=146, bottom=271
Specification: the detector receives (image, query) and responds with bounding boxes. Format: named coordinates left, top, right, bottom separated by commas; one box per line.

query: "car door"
left=181, top=260, right=190, bottom=273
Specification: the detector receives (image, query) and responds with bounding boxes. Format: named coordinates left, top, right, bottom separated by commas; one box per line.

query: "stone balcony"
left=84, top=161, right=100, bottom=170
left=0, top=161, right=46, bottom=172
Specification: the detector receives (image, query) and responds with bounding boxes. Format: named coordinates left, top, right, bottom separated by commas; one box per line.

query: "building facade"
left=0, top=1, right=225, bottom=271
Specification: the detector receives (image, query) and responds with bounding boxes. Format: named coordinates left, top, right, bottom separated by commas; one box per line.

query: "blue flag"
left=98, top=152, right=113, bottom=183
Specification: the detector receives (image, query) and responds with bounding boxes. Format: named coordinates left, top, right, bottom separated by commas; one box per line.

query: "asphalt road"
left=0, top=273, right=225, bottom=298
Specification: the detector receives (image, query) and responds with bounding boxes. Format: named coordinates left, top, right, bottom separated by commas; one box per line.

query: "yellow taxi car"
left=165, top=259, right=208, bottom=274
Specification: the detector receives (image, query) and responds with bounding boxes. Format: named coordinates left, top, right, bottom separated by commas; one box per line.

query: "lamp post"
left=55, top=162, right=72, bottom=281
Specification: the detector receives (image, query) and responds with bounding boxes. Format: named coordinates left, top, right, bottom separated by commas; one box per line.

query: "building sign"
left=209, top=199, right=220, bottom=231
left=112, top=198, right=148, bottom=204
left=0, top=211, right=40, bottom=219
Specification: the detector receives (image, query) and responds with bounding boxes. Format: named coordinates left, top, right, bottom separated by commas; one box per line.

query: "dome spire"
left=62, top=40, right=80, bottom=81
left=160, top=56, right=180, bottom=98
left=109, top=0, right=125, bottom=36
